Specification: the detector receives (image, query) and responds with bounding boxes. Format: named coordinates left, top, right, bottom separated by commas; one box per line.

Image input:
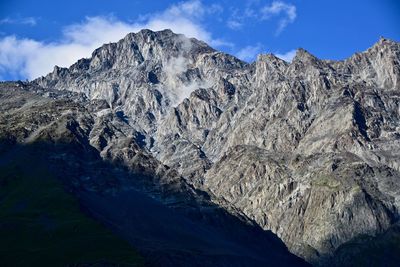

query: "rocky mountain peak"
left=332, top=37, right=400, bottom=90
left=38, top=29, right=215, bottom=82
left=290, top=48, right=325, bottom=71
left=376, top=36, right=398, bottom=48
left=292, top=48, right=317, bottom=62
left=19, top=30, right=400, bottom=265
left=255, top=53, right=288, bottom=84
left=256, top=53, right=288, bottom=67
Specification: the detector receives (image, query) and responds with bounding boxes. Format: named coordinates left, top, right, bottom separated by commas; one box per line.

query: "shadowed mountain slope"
left=0, top=83, right=307, bottom=266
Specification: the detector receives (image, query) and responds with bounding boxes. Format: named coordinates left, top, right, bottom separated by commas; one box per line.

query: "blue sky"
left=0, top=0, right=399, bottom=80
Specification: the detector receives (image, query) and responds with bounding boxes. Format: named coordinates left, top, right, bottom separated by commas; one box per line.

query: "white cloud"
left=0, top=36, right=41, bottom=80
left=261, top=1, right=296, bottom=34
left=236, top=44, right=263, bottom=62
left=0, top=16, right=37, bottom=26
left=227, top=20, right=242, bottom=30
left=226, top=7, right=257, bottom=31
left=275, top=49, right=296, bottom=62
left=0, top=0, right=227, bottom=80
left=163, top=54, right=214, bottom=105
left=226, top=1, right=296, bottom=34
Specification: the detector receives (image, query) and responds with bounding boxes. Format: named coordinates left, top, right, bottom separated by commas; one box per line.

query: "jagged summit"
left=291, top=48, right=319, bottom=63
left=35, top=30, right=399, bottom=91
left=39, top=32, right=398, bottom=75
left=38, top=29, right=215, bottom=80
left=376, top=36, right=398, bottom=47
left=256, top=53, right=288, bottom=63
left=34, top=29, right=246, bottom=134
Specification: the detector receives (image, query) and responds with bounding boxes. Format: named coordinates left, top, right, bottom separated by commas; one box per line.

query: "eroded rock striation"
left=2, top=29, right=400, bottom=265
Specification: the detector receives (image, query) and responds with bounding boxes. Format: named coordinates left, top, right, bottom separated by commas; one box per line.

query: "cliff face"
left=0, top=83, right=308, bottom=267
left=6, top=29, right=400, bottom=265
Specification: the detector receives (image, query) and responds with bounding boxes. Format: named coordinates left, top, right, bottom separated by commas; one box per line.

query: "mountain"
left=1, top=29, right=400, bottom=266
left=0, top=82, right=307, bottom=267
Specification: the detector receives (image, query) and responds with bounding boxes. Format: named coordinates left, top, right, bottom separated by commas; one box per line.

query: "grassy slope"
left=0, top=151, right=144, bottom=267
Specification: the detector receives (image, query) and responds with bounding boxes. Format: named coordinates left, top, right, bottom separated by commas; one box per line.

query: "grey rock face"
left=25, top=30, right=400, bottom=265
left=0, top=83, right=308, bottom=267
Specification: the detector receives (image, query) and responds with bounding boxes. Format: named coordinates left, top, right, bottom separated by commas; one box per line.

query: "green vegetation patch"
left=312, top=174, right=341, bottom=190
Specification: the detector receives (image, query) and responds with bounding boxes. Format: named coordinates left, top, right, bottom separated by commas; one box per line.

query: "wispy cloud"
left=0, top=16, right=38, bottom=26
left=0, top=0, right=229, bottom=80
left=227, top=1, right=296, bottom=34
left=236, top=44, right=263, bottom=62
left=227, top=19, right=242, bottom=30
left=261, top=1, right=296, bottom=34
left=275, top=49, right=296, bottom=62
left=226, top=7, right=256, bottom=30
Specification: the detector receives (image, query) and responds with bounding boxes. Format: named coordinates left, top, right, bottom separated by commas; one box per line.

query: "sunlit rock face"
left=25, top=30, right=400, bottom=265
